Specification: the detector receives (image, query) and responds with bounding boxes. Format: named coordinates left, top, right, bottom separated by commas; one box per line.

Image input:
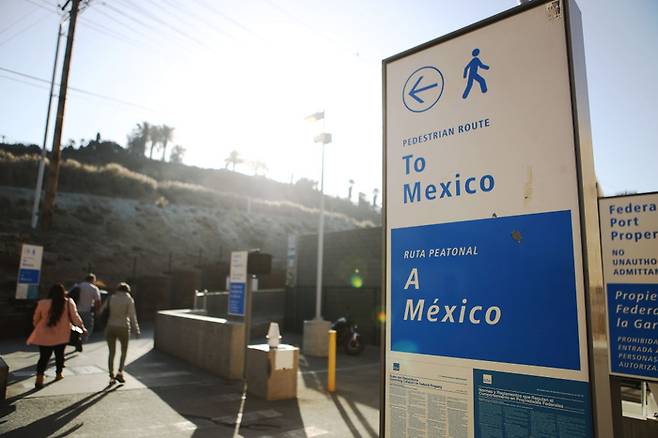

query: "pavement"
left=0, top=325, right=380, bottom=437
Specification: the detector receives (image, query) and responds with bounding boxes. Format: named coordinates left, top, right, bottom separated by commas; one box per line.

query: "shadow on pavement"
left=125, top=348, right=308, bottom=437
left=2, top=384, right=121, bottom=438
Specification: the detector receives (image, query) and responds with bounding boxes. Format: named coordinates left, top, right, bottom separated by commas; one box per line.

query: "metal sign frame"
left=380, top=1, right=612, bottom=436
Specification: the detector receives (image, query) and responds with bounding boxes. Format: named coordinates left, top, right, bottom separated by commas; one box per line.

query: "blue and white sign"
left=228, top=250, right=248, bottom=317
left=15, top=244, right=43, bottom=300
left=599, top=193, right=658, bottom=381
left=473, top=369, right=592, bottom=438
left=229, top=282, right=246, bottom=316
left=391, top=211, right=580, bottom=370
left=384, top=1, right=596, bottom=436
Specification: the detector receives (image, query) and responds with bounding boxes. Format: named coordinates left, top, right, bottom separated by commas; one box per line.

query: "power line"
left=191, top=0, right=258, bottom=38
left=111, top=0, right=208, bottom=48
left=0, top=65, right=157, bottom=112
left=0, top=4, right=40, bottom=35
left=143, top=0, right=235, bottom=41
left=0, top=12, right=54, bottom=47
left=259, top=0, right=372, bottom=65
left=0, top=73, right=52, bottom=91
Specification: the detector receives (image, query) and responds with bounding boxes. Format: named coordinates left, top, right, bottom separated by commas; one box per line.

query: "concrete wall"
left=200, top=289, right=286, bottom=339
left=154, top=310, right=244, bottom=380
left=288, top=227, right=383, bottom=344
left=296, top=227, right=382, bottom=289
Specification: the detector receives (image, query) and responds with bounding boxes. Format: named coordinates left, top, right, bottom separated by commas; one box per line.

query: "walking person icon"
left=462, top=48, right=489, bottom=99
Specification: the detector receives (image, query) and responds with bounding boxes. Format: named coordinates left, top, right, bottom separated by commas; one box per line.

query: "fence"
left=285, top=286, right=382, bottom=345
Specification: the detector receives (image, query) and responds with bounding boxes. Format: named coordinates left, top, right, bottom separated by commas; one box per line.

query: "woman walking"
left=103, top=282, right=140, bottom=384
left=27, top=284, right=86, bottom=388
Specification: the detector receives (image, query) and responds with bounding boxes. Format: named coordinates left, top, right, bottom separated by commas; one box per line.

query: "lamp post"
left=303, top=111, right=333, bottom=356
left=313, top=131, right=331, bottom=320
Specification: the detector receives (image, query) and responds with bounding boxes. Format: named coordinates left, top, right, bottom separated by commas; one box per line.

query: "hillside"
left=0, top=142, right=381, bottom=223
left=0, top=146, right=378, bottom=312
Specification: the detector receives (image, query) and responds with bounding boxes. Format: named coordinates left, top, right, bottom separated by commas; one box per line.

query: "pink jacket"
left=27, top=298, right=85, bottom=346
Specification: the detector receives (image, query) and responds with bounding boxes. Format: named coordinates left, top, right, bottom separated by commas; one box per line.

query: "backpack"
left=68, top=286, right=81, bottom=304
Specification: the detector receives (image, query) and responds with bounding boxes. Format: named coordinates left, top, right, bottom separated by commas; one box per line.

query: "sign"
left=599, top=192, right=658, bottom=381
left=15, top=244, right=43, bottom=300
left=228, top=250, right=248, bottom=316
left=383, top=1, right=597, bottom=437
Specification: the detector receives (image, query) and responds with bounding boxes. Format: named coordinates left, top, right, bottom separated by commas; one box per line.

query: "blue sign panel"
left=607, top=283, right=658, bottom=379
left=18, top=268, right=40, bottom=284
left=228, top=282, right=246, bottom=316
left=391, top=210, right=581, bottom=369
left=473, top=369, right=592, bottom=438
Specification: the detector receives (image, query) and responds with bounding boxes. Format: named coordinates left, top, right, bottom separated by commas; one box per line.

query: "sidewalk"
left=0, top=325, right=380, bottom=437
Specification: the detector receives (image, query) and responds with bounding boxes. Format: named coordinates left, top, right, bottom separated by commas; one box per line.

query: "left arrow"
left=409, top=76, right=439, bottom=104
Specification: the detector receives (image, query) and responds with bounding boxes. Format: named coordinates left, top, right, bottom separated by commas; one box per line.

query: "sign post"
left=15, top=244, right=43, bottom=300
left=229, top=250, right=250, bottom=378
left=382, top=1, right=611, bottom=437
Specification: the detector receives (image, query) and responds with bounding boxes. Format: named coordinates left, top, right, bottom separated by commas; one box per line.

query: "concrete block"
left=303, top=319, right=331, bottom=357
left=246, top=344, right=298, bottom=400
left=0, top=356, right=7, bottom=401
left=155, top=310, right=244, bottom=380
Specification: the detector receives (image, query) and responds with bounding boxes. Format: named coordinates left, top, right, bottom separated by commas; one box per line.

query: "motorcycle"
left=331, top=316, right=365, bottom=355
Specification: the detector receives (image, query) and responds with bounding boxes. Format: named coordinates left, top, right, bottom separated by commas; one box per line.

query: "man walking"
left=76, top=273, right=101, bottom=345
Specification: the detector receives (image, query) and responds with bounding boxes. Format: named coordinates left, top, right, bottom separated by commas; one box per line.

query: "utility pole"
left=42, top=0, right=80, bottom=229
left=31, top=22, right=64, bottom=229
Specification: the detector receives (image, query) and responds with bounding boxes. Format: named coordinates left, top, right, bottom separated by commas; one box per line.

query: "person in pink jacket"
left=27, top=283, right=86, bottom=388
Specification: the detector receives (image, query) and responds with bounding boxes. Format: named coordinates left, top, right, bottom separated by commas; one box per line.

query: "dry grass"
left=0, top=151, right=374, bottom=227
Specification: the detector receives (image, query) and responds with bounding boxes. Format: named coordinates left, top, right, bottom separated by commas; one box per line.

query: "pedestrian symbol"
left=462, top=48, right=489, bottom=99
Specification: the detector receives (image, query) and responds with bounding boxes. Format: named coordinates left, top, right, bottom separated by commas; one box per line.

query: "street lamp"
left=313, top=131, right=331, bottom=321
left=302, top=110, right=333, bottom=357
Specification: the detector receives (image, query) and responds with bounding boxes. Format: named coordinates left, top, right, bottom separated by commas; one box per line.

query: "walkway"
left=0, top=326, right=380, bottom=437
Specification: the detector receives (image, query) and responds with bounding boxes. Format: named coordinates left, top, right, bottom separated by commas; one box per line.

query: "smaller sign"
left=599, top=192, right=658, bottom=381
left=229, top=282, right=246, bottom=316
left=230, top=251, right=248, bottom=284
left=15, top=244, right=43, bottom=300
left=228, top=251, right=248, bottom=317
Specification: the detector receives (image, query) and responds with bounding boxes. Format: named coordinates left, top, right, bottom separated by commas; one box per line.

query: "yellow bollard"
left=328, top=329, right=336, bottom=393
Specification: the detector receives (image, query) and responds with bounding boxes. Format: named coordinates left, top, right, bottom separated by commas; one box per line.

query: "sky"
left=0, top=0, right=657, bottom=201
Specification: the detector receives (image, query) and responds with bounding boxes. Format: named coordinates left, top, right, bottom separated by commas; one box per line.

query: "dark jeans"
left=106, top=326, right=129, bottom=375
left=37, top=344, right=66, bottom=374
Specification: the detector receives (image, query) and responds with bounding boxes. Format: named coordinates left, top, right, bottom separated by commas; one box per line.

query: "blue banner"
left=228, top=282, right=246, bottom=316
left=473, top=369, right=592, bottom=438
left=391, top=210, right=581, bottom=370
left=18, top=268, right=40, bottom=284
left=607, top=283, right=658, bottom=379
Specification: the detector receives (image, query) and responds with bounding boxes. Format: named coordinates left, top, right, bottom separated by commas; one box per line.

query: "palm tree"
left=148, top=125, right=161, bottom=160
left=170, top=144, right=186, bottom=164
left=372, top=188, right=380, bottom=207
left=249, top=160, right=268, bottom=176
left=348, top=179, right=355, bottom=201
left=160, top=124, right=174, bottom=162
left=224, top=150, right=243, bottom=171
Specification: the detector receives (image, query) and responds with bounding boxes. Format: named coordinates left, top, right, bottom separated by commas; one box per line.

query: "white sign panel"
left=229, top=250, right=249, bottom=316
left=15, top=243, right=43, bottom=300
left=599, top=193, right=658, bottom=381
left=384, top=1, right=593, bottom=437
left=230, top=251, right=248, bottom=283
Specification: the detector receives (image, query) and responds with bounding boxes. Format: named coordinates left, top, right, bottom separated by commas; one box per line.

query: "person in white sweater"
left=101, top=282, right=140, bottom=384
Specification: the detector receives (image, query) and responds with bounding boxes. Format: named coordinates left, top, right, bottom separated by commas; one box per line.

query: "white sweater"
left=103, top=292, right=140, bottom=333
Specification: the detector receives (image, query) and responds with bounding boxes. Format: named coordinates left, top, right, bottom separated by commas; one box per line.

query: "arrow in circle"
left=409, top=75, right=438, bottom=104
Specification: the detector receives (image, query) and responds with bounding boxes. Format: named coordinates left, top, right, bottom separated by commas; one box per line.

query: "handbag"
left=99, top=296, right=111, bottom=327
left=67, top=299, right=84, bottom=348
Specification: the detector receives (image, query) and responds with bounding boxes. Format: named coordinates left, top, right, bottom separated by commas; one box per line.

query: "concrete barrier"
left=0, top=356, right=8, bottom=401
left=154, top=309, right=244, bottom=380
